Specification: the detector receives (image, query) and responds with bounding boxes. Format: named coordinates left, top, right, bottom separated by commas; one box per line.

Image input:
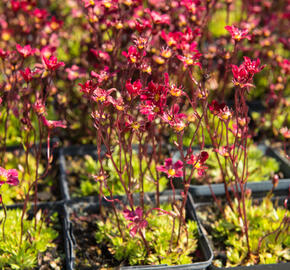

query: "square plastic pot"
left=170, top=144, right=290, bottom=203
left=194, top=197, right=290, bottom=270
left=63, top=190, right=213, bottom=270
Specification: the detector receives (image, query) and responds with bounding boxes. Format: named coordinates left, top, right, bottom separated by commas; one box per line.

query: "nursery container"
left=59, top=144, right=163, bottom=201
left=171, top=144, right=290, bottom=203
left=64, top=190, right=213, bottom=270
left=267, top=144, right=290, bottom=179
left=0, top=201, right=67, bottom=269
left=59, top=145, right=100, bottom=200
left=194, top=197, right=290, bottom=270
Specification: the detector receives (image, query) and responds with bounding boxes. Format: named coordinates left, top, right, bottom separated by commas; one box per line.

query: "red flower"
left=122, top=46, right=145, bottom=64
left=187, top=151, right=209, bottom=176
left=209, top=100, right=232, bottom=120
left=225, top=25, right=251, bottom=41
left=157, top=158, right=183, bottom=178
left=232, top=57, right=264, bottom=88
left=242, top=57, right=264, bottom=75
left=45, top=16, right=63, bottom=31
left=20, top=67, right=33, bottom=82
left=16, top=44, right=36, bottom=58
left=43, top=56, right=65, bottom=71
left=0, top=167, right=19, bottom=186
left=79, top=80, right=96, bottom=97
left=177, top=52, right=202, bottom=68
left=126, top=79, right=142, bottom=98
left=32, top=8, right=48, bottom=21
left=135, top=19, right=152, bottom=33
left=123, top=207, right=148, bottom=237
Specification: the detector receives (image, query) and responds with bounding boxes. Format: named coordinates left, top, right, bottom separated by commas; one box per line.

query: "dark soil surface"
left=37, top=215, right=65, bottom=270
left=70, top=211, right=120, bottom=269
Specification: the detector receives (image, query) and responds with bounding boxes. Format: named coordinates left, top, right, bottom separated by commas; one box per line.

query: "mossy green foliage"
left=208, top=1, right=242, bottom=38
left=71, top=151, right=167, bottom=197
left=95, top=204, right=198, bottom=266
left=205, top=144, right=279, bottom=183
left=0, top=209, right=58, bottom=269
left=213, top=197, right=289, bottom=267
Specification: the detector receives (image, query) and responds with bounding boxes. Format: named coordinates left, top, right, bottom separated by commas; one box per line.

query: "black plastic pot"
left=64, top=190, right=213, bottom=270
left=171, top=144, right=290, bottom=203
left=267, top=145, right=290, bottom=179
left=1, top=201, right=68, bottom=269
left=58, top=145, right=100, bottom=201
left=194, top=197, right=290, bottom=270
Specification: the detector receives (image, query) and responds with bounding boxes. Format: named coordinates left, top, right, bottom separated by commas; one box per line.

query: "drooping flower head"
left=0, top=167, right=19, bottom=186
left=41, top=116, right=67, bottom=130
left=187, top=151, right=209, bottom=176
left=123, top=207, right=148, bottom=237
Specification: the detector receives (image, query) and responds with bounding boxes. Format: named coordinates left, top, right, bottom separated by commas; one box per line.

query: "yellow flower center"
left=168, top=169, right=176, bottom=176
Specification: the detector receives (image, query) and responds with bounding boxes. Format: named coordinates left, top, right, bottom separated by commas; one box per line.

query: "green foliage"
left=0, top=209, right=58, bottom=269
left=205, top=144, right=279, bottom=183
left=209, top=1, right=242, bottom=38
left=95, top=204, right=198, bottom=266
left=213, top=197, right=289, bottom=267
left=71, top=152, right=167, bottom=197
left=0, top=111, right=22, bottom=146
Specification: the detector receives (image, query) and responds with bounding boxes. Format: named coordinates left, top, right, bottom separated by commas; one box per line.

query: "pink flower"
left=126, top=80, right=142, bottom=98
left=122, top=46, right=145, bottom=64
left=177, top=52, right=202, bottom=68
left=65, top=65, right=86, bottom=81
left=16, top=44, right=36, bottom=58
left=145, top=9, right=170, bottom=25
left=187, top=151, right=209, bottom=176
left=41, top=116, right=67, bottom=129
left=232, top=57, right=264, bottom=88
left=157, top=158, right=183, bottom=178
left=91, top=66, right=111, bottom=85
left=90, top=49, right=110, bottom=63
left=225, top=25, right=251, bottom=41
left=123, top=207, right=148, bottom=237
left=0, top=167, right=19, bottom=186
left=43, top=56, right=65, bottom=71
left=161, top=104, right=187, bottom=132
